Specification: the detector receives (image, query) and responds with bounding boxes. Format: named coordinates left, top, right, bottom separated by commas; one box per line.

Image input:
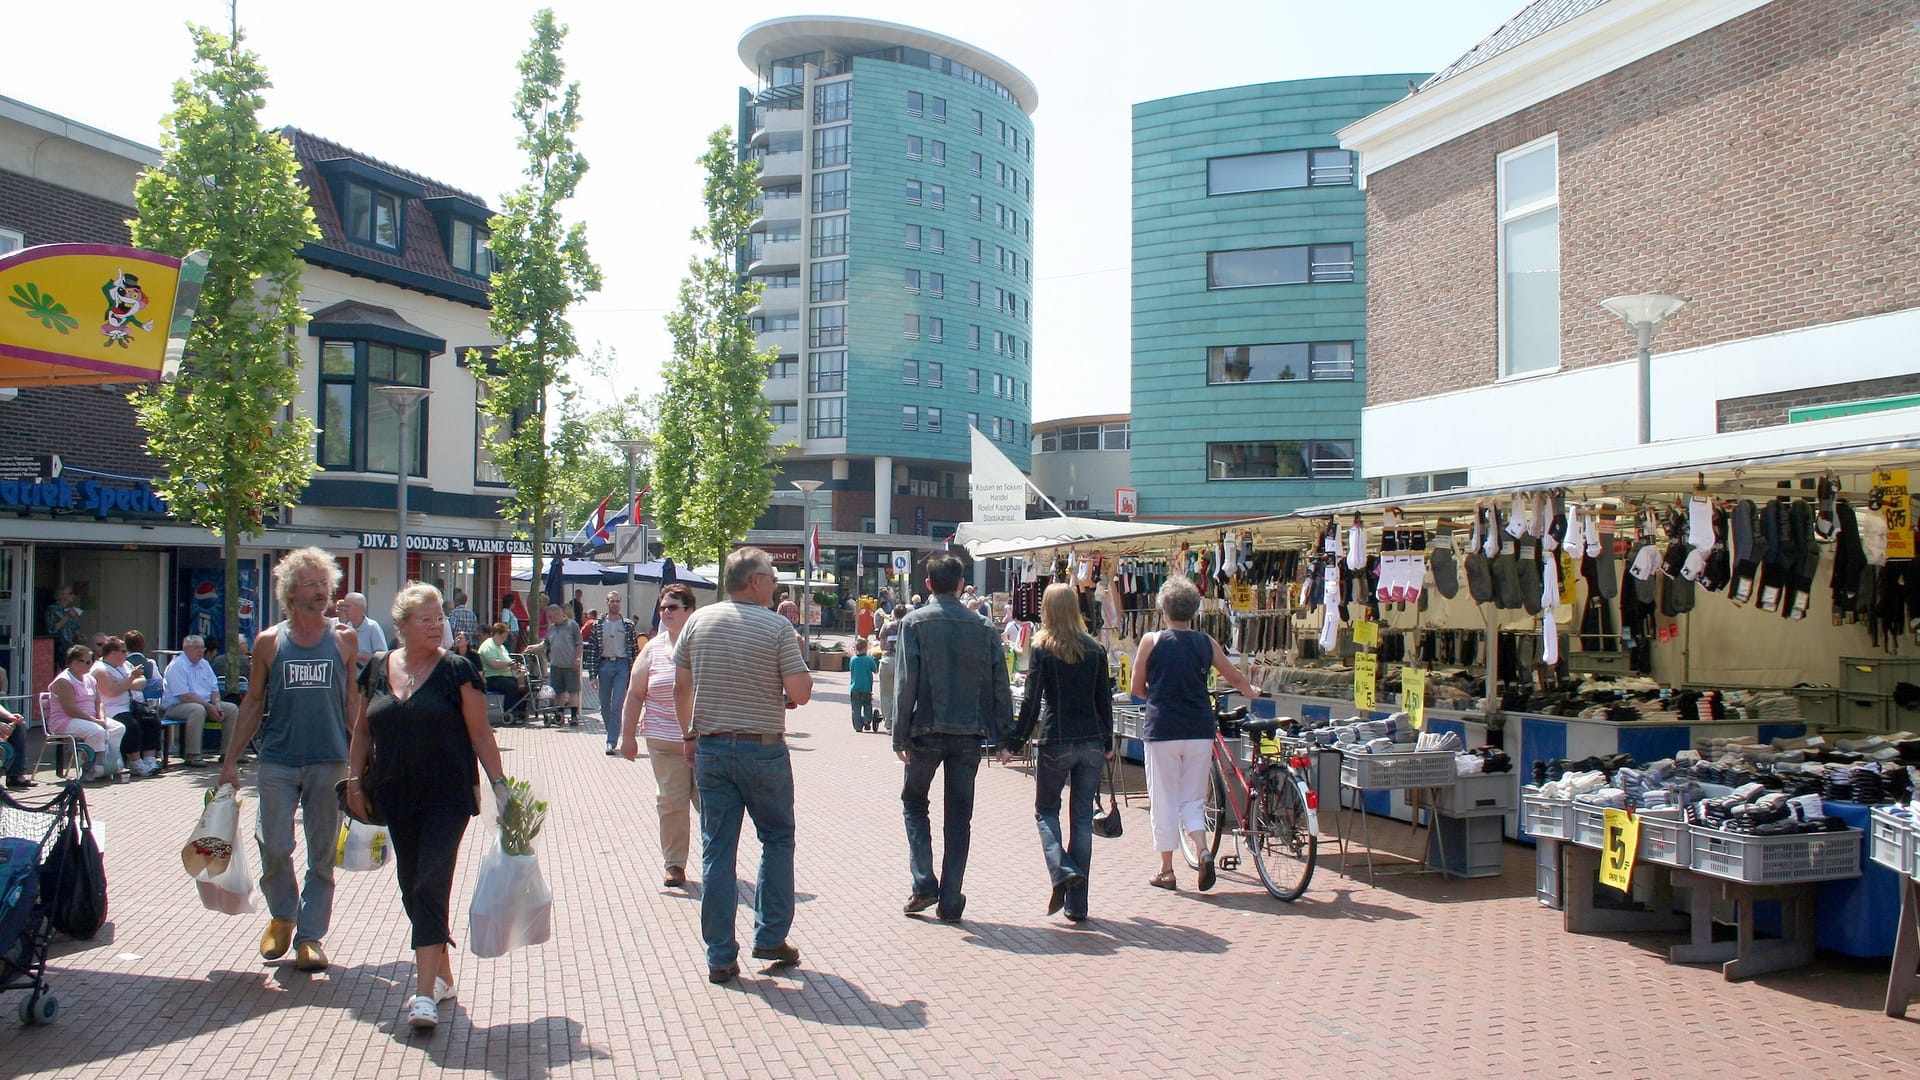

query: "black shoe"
left=1049, top=873, right=1085, bottom=915
left=605, top=748, right=618, bottom=756
left=707, top=963, right=739, bottom=984
left=5, top=777, right=34, bottom=790
left=903, top=893, right=938, bottom=914
left=750, top=942, right=800, bottom=968
left=937, top=897, right=966, bottom=922
left=1197, top=854, right=1217, bottom=893
left=1064, top=912, right=1089, bottom=925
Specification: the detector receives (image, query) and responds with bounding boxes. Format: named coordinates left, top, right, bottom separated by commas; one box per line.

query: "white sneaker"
left=433, top=977, right=456, bottom=1003
left=406, top=994, right=438, bottom=1030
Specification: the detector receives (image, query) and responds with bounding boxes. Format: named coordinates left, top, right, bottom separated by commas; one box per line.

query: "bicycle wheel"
left=1179, top=764, right=1228, bottom=869
left=1247, top=770, right=1316, bottom=901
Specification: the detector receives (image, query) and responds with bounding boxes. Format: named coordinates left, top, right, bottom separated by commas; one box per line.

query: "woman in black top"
left=1128, top=576, right=1262, bottom=892
left=1006, top=583, right=1113, bottom=923
left=346, top=582, right=508, bottom=1033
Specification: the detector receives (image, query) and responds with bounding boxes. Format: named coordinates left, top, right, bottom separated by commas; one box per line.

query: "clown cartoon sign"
left=0, top=243, right=208, bottom=386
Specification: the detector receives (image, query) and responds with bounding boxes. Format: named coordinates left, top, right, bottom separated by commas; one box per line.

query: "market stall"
left=968, top=408, right=1920, bottom=970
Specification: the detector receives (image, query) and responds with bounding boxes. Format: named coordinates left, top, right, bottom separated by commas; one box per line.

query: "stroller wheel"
left=20, top=991, right=58, bottom=1025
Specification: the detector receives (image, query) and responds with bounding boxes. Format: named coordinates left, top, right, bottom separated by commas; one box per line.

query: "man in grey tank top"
left=219, top=547, right=360, bottom=973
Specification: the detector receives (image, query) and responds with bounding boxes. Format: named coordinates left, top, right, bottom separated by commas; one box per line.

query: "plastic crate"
left=1536, top=839, right=1563, bottom=909
left=1521, top=789, right=1571, bottom=840
left=1339, top=749, right=1456, bottom=791
left=1571, top=802, right=1609, bottom=849
left=1426, top=813, right=1505, bottom=879
left=1635, top=809, right=1690, bottom=867
left=1687, top=826, right=1863, bottom=884
left=1870, top=808, right=1913, bottom=875
left=1433, top=773, right=1517, bottom=816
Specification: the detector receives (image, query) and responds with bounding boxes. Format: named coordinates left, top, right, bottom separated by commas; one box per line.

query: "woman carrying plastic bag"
left=345, top=583, right=509, bottom=1033
left=184, top=783, right=257, bottom=914
left=468, top=777, right=551, bottom=958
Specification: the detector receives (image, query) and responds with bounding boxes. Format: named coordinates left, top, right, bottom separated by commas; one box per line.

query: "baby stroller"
left=1, top=781, right=93, bottom=1025
left=516, top=647, right=565, bottom=728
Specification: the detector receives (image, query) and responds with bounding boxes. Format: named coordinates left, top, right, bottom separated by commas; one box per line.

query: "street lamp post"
left=791, top=479, right=823, bottom=660
left=1600, top=294, right=1688, bottom=444
left=377, top=386, right=433, bottom=590
left=613, top=437, right=651, bottom=618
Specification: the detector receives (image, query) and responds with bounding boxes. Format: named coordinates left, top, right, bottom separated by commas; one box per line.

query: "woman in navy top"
left=1128, top=576, right=1261, bottom=892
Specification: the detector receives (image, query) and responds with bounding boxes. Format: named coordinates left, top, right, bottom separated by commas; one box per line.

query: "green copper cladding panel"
left=1129, top=75, right=1422, bottom=519
left=840, top=58, right=1034, bottom=471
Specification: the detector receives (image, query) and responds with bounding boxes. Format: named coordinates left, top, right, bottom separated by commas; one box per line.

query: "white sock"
left=1688, top=495, right=1715, bottom=549
left=1405, top=531, right=1426, bottom=604
left=1507, top=495, right=1528, bottom=539
left=1347, top=518, right=1368, bottom=571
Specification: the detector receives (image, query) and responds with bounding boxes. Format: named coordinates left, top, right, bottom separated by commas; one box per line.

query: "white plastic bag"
left=183, top=783, right=241, bottom=878
left=335, top=819, right=393, bottom=872
left=194, top=828, right=257, bottom=915
left=467, top=832, right=551, bottom=958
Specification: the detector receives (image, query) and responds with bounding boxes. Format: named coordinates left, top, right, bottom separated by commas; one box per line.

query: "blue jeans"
left=901, top=733, right=983, bottom=918
left=850, top=691, right=872, bottom=730
left=598, top=656, right=633, bottom=747
left=255, top=760, right=347, bottom=946
left=1035, top=739, right=1105, bottom=918
left=696, top=738, right=796, bottom=968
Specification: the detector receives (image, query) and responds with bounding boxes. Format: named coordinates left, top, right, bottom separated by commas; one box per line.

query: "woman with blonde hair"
left=346, top=582, right=508, bottom=1032
left=1129, top=576, right=1261, bottom=892
left=1004, top=583, right=1113, bottom=923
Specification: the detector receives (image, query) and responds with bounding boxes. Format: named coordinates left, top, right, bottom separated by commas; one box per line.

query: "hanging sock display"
left=1319, top=525, right=1344, bottom=653
left=1540, top=505, right=1562, bottom=666
left=1517, top=494, right=1544, bottom=615
left=1431, top=523, right=1460, bottom=600
left=1466, top=505, right=1495, bottom=604
left=1729, top=500, right=1762, bottom=605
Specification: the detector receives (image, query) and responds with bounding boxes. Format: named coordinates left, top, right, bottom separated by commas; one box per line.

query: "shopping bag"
left=42, top=813, right=108, bottom=938
left=194, top=832, right=257, bottom=915
left=183, top=783, right=242, bottom=878
left=467, top=832, right=552, bottom=958
left=335, top=819, right=392, bottom=872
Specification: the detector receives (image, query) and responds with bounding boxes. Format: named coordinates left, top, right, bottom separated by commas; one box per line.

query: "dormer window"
left=344, top=181, right=401, bottom=250
left=451, top=219, right=492, bottom=276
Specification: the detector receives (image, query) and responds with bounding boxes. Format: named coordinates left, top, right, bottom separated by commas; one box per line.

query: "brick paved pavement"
left=6, top=665, right=1920, bottom=1078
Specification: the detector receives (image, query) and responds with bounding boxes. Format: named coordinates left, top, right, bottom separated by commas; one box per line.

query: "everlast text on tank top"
left=261, top=622, right=351, bottom=765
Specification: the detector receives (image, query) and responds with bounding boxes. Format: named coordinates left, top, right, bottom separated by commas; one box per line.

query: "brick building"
left=1338, top=0, right=1920, bottom=489
left=0, top=95, right=518, bottom=691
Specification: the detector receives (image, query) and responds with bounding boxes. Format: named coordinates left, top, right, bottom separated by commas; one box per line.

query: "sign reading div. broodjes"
left=359, top=532, right=569, bottom=556
left=969, top=427, right=1028, bottom=525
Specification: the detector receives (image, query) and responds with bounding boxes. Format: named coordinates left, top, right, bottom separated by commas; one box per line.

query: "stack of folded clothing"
left=1689, top=783, right=1842, bottom=835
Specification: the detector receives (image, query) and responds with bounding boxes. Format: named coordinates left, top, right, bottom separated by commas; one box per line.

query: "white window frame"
left=1496, top=133, right=1561, bottom=379
left=0, top=227, right=22, bottom=255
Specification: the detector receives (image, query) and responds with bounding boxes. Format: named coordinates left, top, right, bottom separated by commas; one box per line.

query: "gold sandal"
left=1149, top=871, right=1177, bottom=891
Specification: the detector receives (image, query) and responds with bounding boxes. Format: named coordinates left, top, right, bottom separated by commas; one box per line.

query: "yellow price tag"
left=1228, top=581, right=1254, bottom=612
left=1598, top=809, right=1639, bottom=892
left=1352, top=620, right=1379, bottom=648
left=1876, top=470, right=1913, bottom=559
left=1116, top=653, right=1132, bottom=695
left=1353, top=652, right=1378, bottom=711
left=1401, top=668, right=1426, bottom=730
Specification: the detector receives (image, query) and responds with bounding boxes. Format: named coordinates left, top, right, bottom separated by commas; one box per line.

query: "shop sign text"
left=359, top=532, right=568, bottom=556
left=0, top=475, right=168, bottom=519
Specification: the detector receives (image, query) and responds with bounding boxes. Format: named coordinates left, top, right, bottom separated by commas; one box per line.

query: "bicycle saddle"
left=1240, top=717, right=1288, bottom=736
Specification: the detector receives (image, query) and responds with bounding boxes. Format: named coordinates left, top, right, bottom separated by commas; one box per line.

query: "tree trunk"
left=222, top=507, right=244, bottom=689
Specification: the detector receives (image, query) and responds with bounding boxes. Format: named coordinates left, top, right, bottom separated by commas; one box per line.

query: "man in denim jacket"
left=893, top=553, right=1012, bottom=922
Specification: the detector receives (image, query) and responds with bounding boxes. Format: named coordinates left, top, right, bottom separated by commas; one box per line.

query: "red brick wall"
left=1364, top=0, right=1920, bottom=407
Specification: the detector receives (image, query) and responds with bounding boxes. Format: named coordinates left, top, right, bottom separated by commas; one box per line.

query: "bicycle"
left=1177, top=698, right=1320, bottom=901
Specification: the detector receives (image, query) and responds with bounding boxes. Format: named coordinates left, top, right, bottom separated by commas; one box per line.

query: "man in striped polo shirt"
left=675, top=547, right=813, bottom=984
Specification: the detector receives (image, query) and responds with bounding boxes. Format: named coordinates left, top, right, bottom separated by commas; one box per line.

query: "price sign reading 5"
left=1598, top=808, right=1639, bottom=892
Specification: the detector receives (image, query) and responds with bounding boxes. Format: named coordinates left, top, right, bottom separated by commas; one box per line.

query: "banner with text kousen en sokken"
left=969, top=427, right=1029, bottom=526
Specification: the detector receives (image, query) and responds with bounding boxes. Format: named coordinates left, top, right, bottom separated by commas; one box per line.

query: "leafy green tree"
left=127, top=24, right=318, bottom=677
left=559, top=360, right=656, bottom=539
left=655, top=128, right=778, bottom=571
left=480, top=7, right=601, bottom=613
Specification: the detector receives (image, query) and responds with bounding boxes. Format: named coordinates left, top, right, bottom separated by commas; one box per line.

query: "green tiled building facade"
left=738, top=18, right=1035, bottom=543
left=1130, top=76, right=1420, bottom=521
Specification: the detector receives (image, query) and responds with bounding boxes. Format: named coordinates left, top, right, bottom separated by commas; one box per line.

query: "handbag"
left=42, top=797, right=107, bottom=938
left=1091, top=746, right=1124, bottom=839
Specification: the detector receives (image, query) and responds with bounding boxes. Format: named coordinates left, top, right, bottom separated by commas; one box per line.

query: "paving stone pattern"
left=6, top=664, right=1920, bottom=1077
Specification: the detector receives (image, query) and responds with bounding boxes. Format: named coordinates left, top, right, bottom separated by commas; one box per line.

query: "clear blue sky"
left=5, top=0, right=1525, bottom=421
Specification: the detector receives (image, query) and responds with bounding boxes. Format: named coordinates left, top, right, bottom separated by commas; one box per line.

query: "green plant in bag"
left=499, top=778, right=549, bottom=856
